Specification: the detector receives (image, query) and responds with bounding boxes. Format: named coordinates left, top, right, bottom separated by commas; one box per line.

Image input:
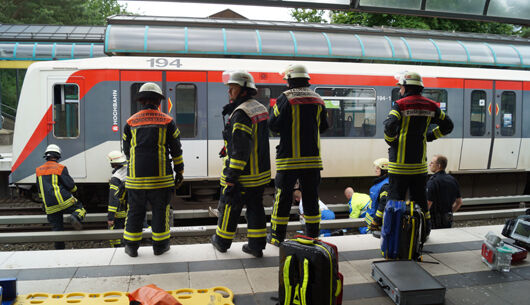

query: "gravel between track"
left=0, top=218, right=508, bottom=251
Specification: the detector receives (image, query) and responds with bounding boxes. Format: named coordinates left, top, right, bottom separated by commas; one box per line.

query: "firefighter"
left=383, top=71, right=453, bottom=234
left=122, top=82, right=184, bottom=257
left=36, top=144, right=86, bottom=249
left=268, top=64, right=329, bottom=245
left=106, top=150, right=128, bottom=247
left=210, top=71, right=270, bottom=257
left=367, top=158, right=390, bottom=231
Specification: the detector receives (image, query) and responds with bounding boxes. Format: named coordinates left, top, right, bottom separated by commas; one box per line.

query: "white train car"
left=11, top=56, right=530, bottom=201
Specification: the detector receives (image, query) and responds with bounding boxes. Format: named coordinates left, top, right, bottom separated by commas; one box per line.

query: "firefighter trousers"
left=109, top=217, right=125, bottom=247
left=46, top=200, right=86, bottom=249
left=124, top=188, right=172, bottom=251
left=215, top=186, right=266, bottom=251
left=270, top=170, right=321, bottom=243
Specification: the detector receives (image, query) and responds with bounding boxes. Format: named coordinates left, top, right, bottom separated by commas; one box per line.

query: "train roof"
left=26, top=56, right=530, bottom=82
left=105, top=15, right=530, bottom=69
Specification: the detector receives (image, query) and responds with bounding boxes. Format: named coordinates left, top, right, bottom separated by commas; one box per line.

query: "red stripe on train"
left=11, top=106, right=53, bottom=173
left=67, top=70, right=120, bottom=101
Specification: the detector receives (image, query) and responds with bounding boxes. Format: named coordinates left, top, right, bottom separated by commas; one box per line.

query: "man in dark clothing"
left=36, top=144, right=86, bottom=249
left=211, top=71, right=270, bottom=258
left=427, top=155, right=463, bottom=228
left=268, top=64, right=329, bottom=246
left=383, top=71, right=454, bottom=234
left=106, top=150, right=128, bottom=247
left=122, top=82, right=184, bottom=257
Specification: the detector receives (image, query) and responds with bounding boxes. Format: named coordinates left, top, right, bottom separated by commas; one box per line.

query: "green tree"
left=292, top=9, right=519, bottom=36
left=0, top=0, right=129, bottom=25
left=291, top=9, right=327, bottom=23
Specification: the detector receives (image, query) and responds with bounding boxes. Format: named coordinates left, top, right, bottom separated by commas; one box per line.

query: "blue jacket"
left=366, top=175, right=389, bottom=225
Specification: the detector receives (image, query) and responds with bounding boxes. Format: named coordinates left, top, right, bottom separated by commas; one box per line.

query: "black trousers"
left=124, top=188, right=172, bottom=250
left=388, top=174, right=428, bottom=212
left=431, top=211, right=453, bottom=229
left=215, top=186, right=266, bottom=250
left=270, top=170, right=321, bottom=242
left=46, top=200, right=86, bottom=249
left=109, top=217, right=125, bottom=247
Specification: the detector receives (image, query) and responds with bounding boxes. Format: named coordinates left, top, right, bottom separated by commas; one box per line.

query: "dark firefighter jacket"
left=383, top=94, right=453, bottom=175
left=221, top=97, right=271, bottom=188
left=269, top=87, right=329, bottom=171
left=123, top=104, right=184, bottom=189
left=108, top=165, right=128, bottom=220
left=36, top=160, right=78, bottom=214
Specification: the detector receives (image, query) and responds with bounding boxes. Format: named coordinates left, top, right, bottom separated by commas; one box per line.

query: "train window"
left=255, top=85, right=286, bottom=109
left=470, top=90, right=487, bottom=136
left=130, top=83, right=144, bottom=114
left=391, top=88, right=448, bottom=111
left=500, top=91, right=516, bottom=136
left=316, top=87, right=376, bottom=137
left=175, top=84, right=197, bottom=138
left=53, top=84, right=79, bottom=138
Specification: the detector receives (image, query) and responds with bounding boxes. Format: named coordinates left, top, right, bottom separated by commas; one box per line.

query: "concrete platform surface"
left=1, top=225, right=529, bottom=304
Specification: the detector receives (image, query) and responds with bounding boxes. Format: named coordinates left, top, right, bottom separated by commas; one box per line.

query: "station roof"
left=0, top=24, right=105, bottom=61
left=137, top=0, right=530, bottom=26
left=105, top=15, right=530, bottom=69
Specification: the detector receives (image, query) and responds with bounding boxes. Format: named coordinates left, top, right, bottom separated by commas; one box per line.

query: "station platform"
left=1, top=225, right=528, bottom=305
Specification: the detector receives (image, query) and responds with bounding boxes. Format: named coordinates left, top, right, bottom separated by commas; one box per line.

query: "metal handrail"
left=1, top=195, right=528, bottom=225
left=0, top=208, right=526, bottom=243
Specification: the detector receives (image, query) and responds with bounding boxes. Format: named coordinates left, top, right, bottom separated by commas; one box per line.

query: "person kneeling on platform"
left=295, top=190, right=335, bottom=237
left=344, top=187, right=372, bottom=234
left=36, top=144, right=86, bottom=249
left=106, top=151, right=128, bottom=247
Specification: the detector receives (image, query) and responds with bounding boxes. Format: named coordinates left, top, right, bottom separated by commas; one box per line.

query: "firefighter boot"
left=124, top=244, right=138, bottom=257
left=69, top=215, right=83, bottom=230
left=242, top=244, right=263, bottom=258
left=210, top=234, right=227, bottom=253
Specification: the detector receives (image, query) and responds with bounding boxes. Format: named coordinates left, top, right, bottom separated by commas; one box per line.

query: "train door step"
left=371, top=260, right=446, bottom=305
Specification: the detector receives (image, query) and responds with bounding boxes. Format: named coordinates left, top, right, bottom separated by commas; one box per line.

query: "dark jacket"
left=123, top=104, right=184, bottom=189
left=426, top=170, right=461, bottom=214
left=36, top=160, right=78, bottom=214
left=269, top=87, right=329, bottom=171
left=221, top=97, right=271, bottom=188
left=384, top=93, right=453, bottom=175
left=108, top=165, right=128, bottom=220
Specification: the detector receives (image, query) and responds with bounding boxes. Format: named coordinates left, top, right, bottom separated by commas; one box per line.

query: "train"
left=9, top=54, right=530, bottom=204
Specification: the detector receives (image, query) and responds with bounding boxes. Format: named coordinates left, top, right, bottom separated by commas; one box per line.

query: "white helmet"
left=107, top=150, right=127, bottom=165
left=281, top=64, right=310, bottom=80
left=222, top=70, right=257, bottom=92
left=373, top=157, right=389, bottom=170
left=137, top=82, right=165, bottom=100
left=395, top=71, right=423, bottom=87
left=44, top=144, right=61, bottom=159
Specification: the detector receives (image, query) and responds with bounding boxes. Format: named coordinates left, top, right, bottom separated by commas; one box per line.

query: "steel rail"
left=1, top=195, right=528, bottom=225
left=0, top=208, right=526, bottom=243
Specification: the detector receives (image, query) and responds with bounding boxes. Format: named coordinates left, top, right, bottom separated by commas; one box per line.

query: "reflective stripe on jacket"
left=383, top=94, right=453, bottom=175
left=269, top=87, right=329, bottom=171
left=108, top=165, right=128, bottom=220
left=36, top=160, right=77, bottom=214
left=123, top=104, right=183, bottom=189
left=221, top=98, right=271, bottom=188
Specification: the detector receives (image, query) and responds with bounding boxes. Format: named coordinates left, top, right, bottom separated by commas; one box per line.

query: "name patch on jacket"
left=231, top=99, right=268, bottom=123
left=284, top=88, right=324, bottom=105
left=36, top=162, right=64, bottom=176
left=397, top=95, right=438, bottom=118
left=127, top=109, right=173, bottom=127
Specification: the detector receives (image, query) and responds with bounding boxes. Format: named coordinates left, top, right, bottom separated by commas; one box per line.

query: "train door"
left=166, top=71, right=207, bottom=178
left=489, top=81, right=522, bottom=168
left=46, top=76, right=86, bottom=178
left=119, top=70, right=207, bottom=178
left=460, top=80, right=522, bottom=170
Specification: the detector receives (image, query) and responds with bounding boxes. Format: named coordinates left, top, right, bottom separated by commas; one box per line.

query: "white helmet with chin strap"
left=222, top=70, right=257, bottom=92
left=281, top=64, right=310, bottom=80
left=107, top=150, right=127, bottom=165
left=395, top=71, right=424, bottom=87
left=44, top=144, right=62, bottom=159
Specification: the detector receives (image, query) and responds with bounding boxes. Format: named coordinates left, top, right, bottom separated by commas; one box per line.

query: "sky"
left=118, top=1, right=296, bottom=21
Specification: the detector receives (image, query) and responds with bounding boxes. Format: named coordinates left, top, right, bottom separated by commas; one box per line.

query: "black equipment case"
left=279, top=235, right=343, bottom=305
left=372, top=261, right=445, bottom=305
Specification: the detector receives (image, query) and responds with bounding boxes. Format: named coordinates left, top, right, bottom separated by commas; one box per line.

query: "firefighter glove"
left=174, top=171, right=184, bottom=190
